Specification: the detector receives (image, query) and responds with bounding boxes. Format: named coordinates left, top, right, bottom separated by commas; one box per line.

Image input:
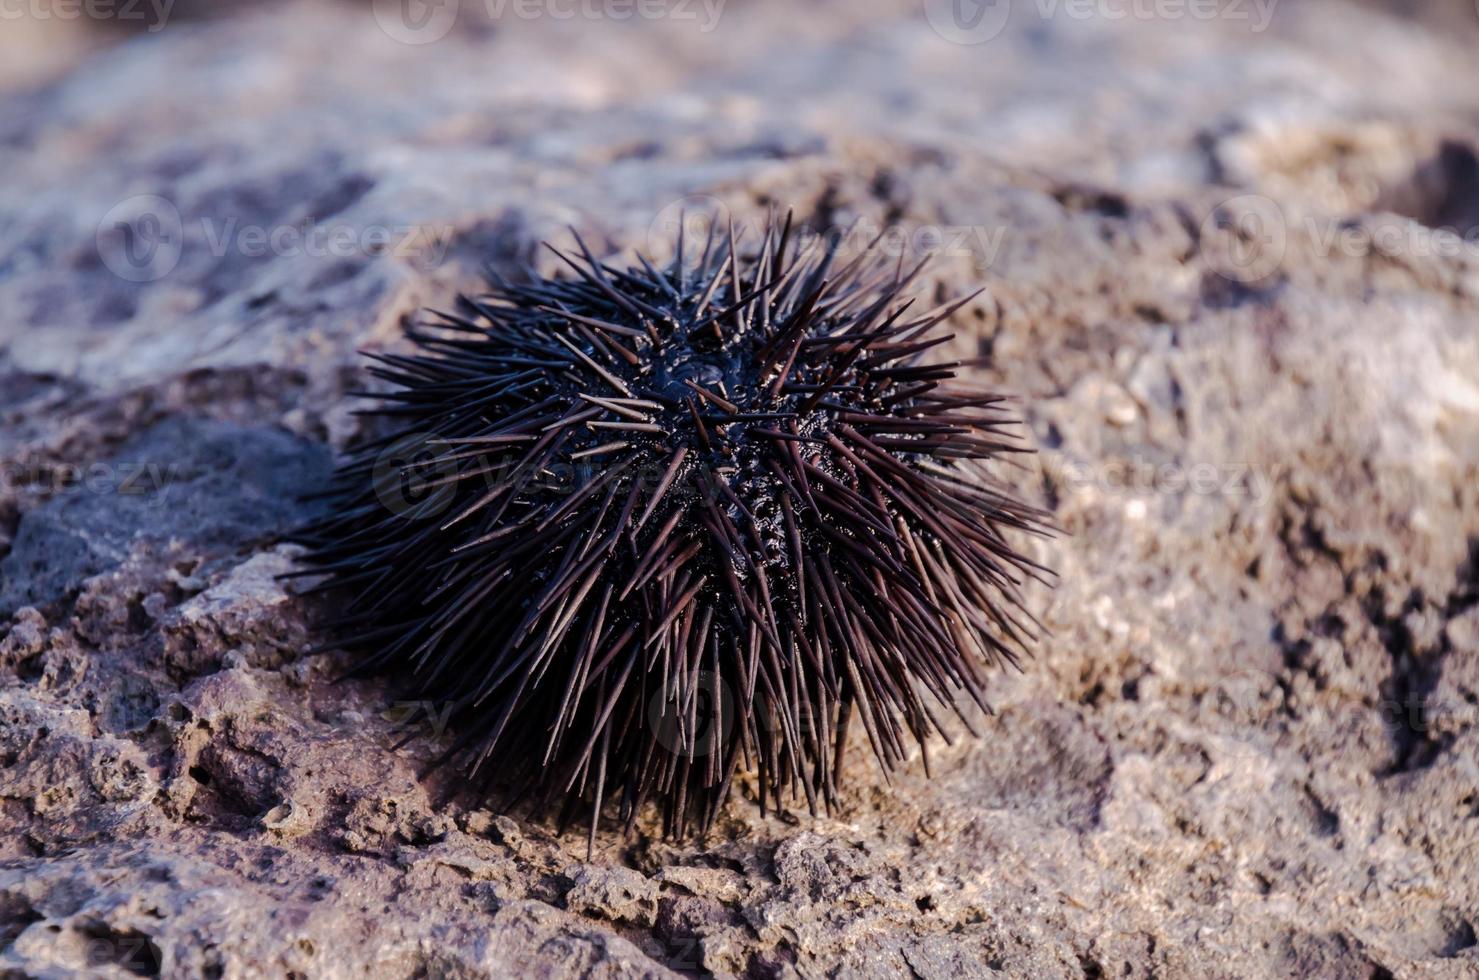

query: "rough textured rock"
left=2, top=1, right=1479, bottom=977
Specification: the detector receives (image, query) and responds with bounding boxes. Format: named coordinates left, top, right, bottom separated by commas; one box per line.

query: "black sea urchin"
left=295, top=215, right=1051, bottom=843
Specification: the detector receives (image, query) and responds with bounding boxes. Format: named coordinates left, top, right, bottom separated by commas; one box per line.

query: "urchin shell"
left=295, top=215, right=1051, bottom=841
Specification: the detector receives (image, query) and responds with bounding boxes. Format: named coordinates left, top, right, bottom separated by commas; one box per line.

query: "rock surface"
left=2, top=1, right=1479, bottom=977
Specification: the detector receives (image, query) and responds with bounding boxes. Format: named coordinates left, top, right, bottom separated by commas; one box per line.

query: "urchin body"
left=297, top=217, right=1048, bottom=840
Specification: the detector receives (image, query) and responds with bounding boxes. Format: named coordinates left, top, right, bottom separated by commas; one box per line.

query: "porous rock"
left=1, top=2, right=1478, bottom=977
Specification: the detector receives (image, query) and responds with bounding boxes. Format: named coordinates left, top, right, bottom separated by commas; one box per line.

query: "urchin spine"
left=294, top=214, right=1051, bottom=844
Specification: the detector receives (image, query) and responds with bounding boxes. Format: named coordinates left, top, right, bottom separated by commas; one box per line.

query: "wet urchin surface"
left=294, top=215, right=1052, bottom=843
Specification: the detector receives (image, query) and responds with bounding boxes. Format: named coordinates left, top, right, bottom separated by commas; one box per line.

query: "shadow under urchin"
left=293, top=213, right=1052, bottom=846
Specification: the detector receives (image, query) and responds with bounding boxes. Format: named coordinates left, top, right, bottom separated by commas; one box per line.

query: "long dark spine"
left=294, top=216, right=1051, bottom=845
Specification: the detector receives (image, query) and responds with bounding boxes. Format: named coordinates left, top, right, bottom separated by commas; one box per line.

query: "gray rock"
left=564, top=866, right=661, bottom=928
left=1, top=1, right=1478, bottom=978
left=0, top=416, right=330, bottom=615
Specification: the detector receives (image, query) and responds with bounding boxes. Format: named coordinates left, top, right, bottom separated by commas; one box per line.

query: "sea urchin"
left=294, top=214, right=1051, bottom=844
